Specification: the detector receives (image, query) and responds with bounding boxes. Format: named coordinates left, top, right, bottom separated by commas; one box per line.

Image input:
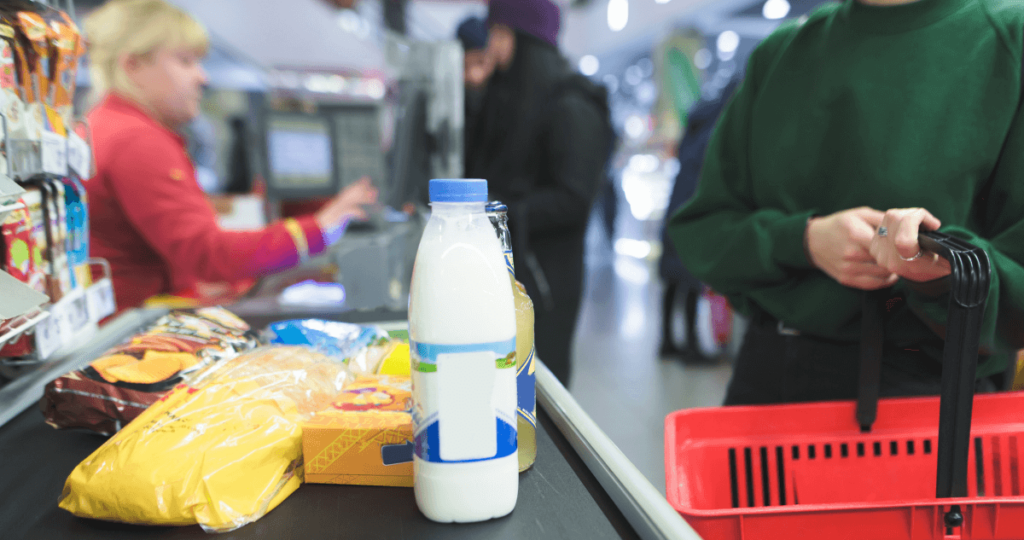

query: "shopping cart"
left=665, top=231, right=1024, bottom=540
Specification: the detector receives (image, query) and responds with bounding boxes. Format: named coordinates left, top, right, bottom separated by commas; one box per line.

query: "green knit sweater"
left=668, top=0, right=1024, bottom=377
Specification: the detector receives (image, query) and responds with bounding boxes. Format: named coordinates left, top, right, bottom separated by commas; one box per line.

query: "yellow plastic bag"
left=59, top=346, right=351, bottom=532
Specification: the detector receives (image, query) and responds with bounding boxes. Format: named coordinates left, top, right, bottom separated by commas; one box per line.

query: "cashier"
left=82, top=0, right=377, bottom=310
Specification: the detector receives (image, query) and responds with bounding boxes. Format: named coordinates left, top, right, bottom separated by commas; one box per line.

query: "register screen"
left=267, top=117, right=333, bottom=188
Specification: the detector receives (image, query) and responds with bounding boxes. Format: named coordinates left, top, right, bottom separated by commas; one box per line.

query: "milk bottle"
left=409, top=179, right=518, bottom=523
left=486, top=202, right=537, bottom=472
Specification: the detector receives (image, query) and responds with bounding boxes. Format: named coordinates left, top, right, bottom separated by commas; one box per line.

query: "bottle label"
left=516, top=345, right=537, bottom=428
left=504, top=250, right=515, bottom=276
left=411, top=338, right=518, bottom=463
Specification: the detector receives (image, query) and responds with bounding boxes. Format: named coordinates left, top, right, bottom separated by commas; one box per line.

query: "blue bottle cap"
left=429, top=179, right=488, bottom=203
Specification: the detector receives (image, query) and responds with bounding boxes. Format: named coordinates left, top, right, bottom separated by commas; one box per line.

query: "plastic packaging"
left=409, top=179, right=519, bottom=523
left=59, top=346, right=352, bottom=533
left=42, top=307, right=260, bottom=434
left=266, top=319, right=394, bottom=375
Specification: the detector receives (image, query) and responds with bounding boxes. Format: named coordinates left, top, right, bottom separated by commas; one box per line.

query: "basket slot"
left=775, top=446, right=787, bottom=506
left=857, top=441, right=865, bottom=457
left=1010, top=435, right=1021, bottom=496
left=841, top=443, right=849, bottom=458
left=925, top=439, right=932, bottom=454
left=759, top=447, right=772, bottom=506
left=874, top=441, right=882, bottom=457
left=908, top=440, right=916, bottom=455
left=891, top=441, right=899, bottom=456
left=993, top=435, right=1005, bottom=497
left=728, top=447, right=739, bottom=509
left=808, top=444, right=816, bottom=460
left=976, top=436, right=986, bottom=497
left=744, top=447, right=756, bottom=507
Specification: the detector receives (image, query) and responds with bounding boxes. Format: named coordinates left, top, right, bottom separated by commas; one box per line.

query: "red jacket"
left=86, top=94, right=326, bottom=310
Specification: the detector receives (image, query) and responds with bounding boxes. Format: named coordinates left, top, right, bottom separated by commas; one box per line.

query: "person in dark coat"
left=659, top=74, right=742, bottom=361
left=468, top=0, right=614, bottom=386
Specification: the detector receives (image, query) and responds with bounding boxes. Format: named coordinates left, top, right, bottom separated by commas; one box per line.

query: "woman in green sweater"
left=668, top=0, right=1024, bottom=405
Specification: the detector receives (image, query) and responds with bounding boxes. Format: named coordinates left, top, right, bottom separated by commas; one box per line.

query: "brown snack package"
left=41, top=307, right=261, bottom=434
left=16, top=11, right=48, bottom=106
left=43, top=6, right=79, bottom=113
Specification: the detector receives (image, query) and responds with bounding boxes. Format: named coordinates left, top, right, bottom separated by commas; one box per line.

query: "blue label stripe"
left=415, top=418, right=517, bottom=463
left=413, top=338, right=517, bottom=365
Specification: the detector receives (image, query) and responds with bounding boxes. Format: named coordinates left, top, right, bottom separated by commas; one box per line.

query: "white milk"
left=409, top=179, right=518, bottom=523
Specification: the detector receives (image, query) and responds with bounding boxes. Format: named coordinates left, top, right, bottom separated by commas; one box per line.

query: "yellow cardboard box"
left=302, top=375, right=414, bottom=487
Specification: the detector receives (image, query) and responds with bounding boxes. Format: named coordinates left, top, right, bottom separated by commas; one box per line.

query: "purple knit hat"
left=487, top=0, right=561, bottom=48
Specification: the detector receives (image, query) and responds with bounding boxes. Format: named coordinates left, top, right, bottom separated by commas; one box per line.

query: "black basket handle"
left=920, top=231, right=991, bottom=504
left=855, top=231, right=990, bottom=507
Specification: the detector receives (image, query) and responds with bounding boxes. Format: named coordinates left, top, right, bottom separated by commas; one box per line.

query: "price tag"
left=41, top=131, right=68, bottom=176
left=61, top=293, right=90, bottom=334
left=67, top=133, right=91, bottom=177
left=34, top=312, right=62, bottom=360
left=86, top=279, right=116, bottom=321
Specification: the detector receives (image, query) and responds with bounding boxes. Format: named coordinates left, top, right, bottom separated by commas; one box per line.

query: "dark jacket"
left=659, top=75, right=742, bottom=291
left=467, top=33, right=613, bottom=311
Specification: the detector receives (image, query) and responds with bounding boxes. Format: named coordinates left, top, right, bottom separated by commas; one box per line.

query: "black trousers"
left=724, top=319, right=996, bottom=406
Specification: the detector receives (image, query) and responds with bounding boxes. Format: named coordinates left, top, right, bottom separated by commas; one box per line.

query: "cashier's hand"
left=806, top=207, right=899, bottom=291
left=869, top=208, right=951, bottom=283
left=315, top=178, right=379, bottom=232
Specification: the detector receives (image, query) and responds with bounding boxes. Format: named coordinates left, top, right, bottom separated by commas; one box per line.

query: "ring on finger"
left=878, top=226, right=888, bottom=237
left=899, top=250, right=923, bottom=262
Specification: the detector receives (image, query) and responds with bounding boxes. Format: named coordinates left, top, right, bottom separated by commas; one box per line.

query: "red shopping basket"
left=665, top=232, right=1021, bottom=539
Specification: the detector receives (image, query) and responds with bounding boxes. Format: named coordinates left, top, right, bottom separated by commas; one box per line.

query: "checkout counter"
left=0, top=306, right=701, bottom=540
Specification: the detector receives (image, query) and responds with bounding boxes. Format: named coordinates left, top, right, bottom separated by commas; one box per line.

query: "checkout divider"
left=0, top=309, right=701, bottom=540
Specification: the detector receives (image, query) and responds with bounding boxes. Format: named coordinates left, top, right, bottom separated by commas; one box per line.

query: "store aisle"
left=569, top=213, right=733, bottom=496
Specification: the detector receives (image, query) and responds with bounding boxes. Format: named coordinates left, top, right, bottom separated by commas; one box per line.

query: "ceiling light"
left=608, top=0, right=628, bottom=32
left=579, top=55, right=600, bottom=76
left=763, top=0, right=791, bottom=20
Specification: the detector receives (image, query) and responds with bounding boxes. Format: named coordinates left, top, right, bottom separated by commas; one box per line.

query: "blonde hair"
left=84, top=0, right=208, bottom=100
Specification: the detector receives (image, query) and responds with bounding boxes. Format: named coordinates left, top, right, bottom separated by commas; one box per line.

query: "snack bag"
left=42, top=307, right=261, bottom=434
left=62, top=177, right=89, bottom=287
left=44, top=8, right=79, bottom=124
left=0, top=198, right=42, bottom=357
left=2, top=197, right=35, bottom=283
left=21, top=187, right=48, bottom=294
left=0, top=9, right=30, bottom=145
left=16, top=10, right=47, bottom=106
left=265, top=319, right=396, bottom=374
left=59, top=346, right=352, bottom=532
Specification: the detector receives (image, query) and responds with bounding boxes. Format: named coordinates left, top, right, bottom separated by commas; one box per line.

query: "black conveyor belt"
left=0, top=391, right=638, bottom=540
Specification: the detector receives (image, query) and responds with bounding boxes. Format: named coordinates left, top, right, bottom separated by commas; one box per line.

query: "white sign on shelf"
left=86, top=279, right=116, bottom=321
left=59, top=292, right=91, bottom=335
left=34, top=312, right=63, bottom=360
left=41, top=131, right=68, bottom=176
left=67, top=133, right=91, bottom=177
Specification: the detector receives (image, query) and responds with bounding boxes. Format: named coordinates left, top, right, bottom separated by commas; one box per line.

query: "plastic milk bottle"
left=409, top=179, right=518, bottom=523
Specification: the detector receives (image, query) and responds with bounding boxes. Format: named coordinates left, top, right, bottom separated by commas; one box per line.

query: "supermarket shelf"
left=0, top=308, right=168, bottom=429
left=0, top=269, right=49, bottom=320
left=1, top=259, right=117, bottom=366
left=0, top=308, right=49, bottom=350
left=0, top=200, right=25, bottom=224
left=0, top=166, right=24, bottom=200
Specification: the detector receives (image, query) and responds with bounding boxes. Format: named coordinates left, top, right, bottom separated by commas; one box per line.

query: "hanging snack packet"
left=16, top=10, right=47, bottom=107
left=43, top=6, right=79, bottom=123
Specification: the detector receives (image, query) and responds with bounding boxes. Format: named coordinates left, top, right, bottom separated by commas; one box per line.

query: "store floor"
left=568, top=212, right=734, bottom=496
